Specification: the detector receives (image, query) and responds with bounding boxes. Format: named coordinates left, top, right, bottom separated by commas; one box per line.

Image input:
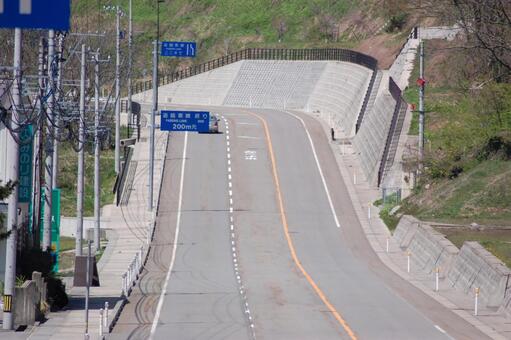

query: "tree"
left=0, top=180, right=15, bottom=239
left=419, top=0, right=511, bottom=80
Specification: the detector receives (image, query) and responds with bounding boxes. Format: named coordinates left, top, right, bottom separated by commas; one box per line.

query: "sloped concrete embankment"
left=393, top=216, right=511, bottom=309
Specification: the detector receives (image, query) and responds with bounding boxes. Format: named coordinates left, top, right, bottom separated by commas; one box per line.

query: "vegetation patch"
left=437, top=227, right=511, bottom=268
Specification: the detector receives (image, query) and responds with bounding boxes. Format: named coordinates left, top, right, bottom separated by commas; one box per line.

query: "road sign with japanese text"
left=161, top=41, right=196, bottom=57
left=160, top=110, right=209, bottom=132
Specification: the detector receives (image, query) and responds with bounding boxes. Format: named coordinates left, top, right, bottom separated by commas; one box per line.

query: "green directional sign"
left=40, top=189, right=61, bottom=272
left=18, top=124, right=33, bottom=203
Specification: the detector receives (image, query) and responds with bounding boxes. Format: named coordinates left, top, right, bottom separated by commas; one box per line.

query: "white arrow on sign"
left=0, top=0, right=32, bottom=14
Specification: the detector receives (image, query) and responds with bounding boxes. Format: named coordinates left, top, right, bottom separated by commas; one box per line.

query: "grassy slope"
left=401, top=40, right=511, bottom=226
left=58, top=142, right=116, bottom=217
left=72, top=0, right=367, bottom=75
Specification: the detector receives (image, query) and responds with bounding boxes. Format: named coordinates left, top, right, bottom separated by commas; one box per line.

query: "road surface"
left=112, top=107, right=489, bottom=340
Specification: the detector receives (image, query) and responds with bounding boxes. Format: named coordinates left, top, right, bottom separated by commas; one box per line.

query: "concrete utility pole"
left=43, top=29, right=56, bottom=251
left=418, top=40, right=425, bottom=170
left=115, top=6, right=121, bottom=174
left=52, top=33, right=65, bottom=190
left=76, top=44, right=87, bottom=256
left=127, top=0, right=133, bottom=137
left=3, top=27, right=22, bottom=330
left=149, top=39, right=158, bottom=211
left=92, top=49, right=109, bottom=253
left=31, top=37, right=47, bottom=247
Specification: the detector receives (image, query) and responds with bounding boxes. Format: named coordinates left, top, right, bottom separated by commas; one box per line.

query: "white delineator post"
left=386, top=237, right=389, bottom=253
left=407, top=250, right=411, bottom=273
left=474, top=287, right=480, bottom=316
left=2, top=27, right=22, bottom=331
left=435, top=267, right=440, bottom=292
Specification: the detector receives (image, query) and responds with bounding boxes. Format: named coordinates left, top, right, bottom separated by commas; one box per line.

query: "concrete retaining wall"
left=14, top=271, right=46, bottom=327
left=448, top=241, right=511, bottom=308
left=393, top=217, right=511, bottom=308
left=392, top=215, right=421, bottom=248
left=408, top=224, right=458, bottom=275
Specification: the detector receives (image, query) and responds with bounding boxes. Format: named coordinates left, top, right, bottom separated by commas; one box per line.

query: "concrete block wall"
left=407, top=224, right=458, bottom=276
left=132, top=61, right=243, bottom=105
left=393, top=217, right=511, bottom=309
left=448, top=241, right=511, bottom=307
left=392, top=215, right=421, bottom=248
left=307, top=62, right=372, bottom=138
left=223, top=60, right=326, bottom=109
left=352, top=80, right=397, bottom=185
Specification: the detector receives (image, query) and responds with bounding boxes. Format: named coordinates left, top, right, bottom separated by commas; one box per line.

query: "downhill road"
left=112, top=107, right=489, bottom=340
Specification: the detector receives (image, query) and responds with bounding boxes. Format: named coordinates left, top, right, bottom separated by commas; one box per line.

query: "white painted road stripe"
left=237, top=135, right=260, bottom=140
left=284, top=111, right=341, bottom=228
left=150, top=132, right=188, bottom=338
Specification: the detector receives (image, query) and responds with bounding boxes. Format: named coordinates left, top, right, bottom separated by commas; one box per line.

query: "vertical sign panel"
left=18, top=124, right=33, bottom=203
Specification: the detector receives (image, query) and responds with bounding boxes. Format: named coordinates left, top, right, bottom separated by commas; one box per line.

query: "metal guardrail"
left=113, top=146, right=134, bottom=206
left=133, top=48, right=378, bottom=95
left=377, top=77, right=407, bottom=186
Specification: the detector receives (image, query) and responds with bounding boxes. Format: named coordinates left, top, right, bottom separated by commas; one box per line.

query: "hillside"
left=71, top=0, right=412, bottom=76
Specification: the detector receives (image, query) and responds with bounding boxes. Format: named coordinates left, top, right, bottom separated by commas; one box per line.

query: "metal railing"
left=133, top=48, right=378, bottom=95
left=121, top=247, right=143, bottom=297
left=377, top=77, right=408, bottom=186
left=113, top=146, right=134, bottom=206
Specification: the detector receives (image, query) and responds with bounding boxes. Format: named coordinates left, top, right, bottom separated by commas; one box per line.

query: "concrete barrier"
left=392, top=215, right=420, bottom=248
left=448, top=241, right=511, bottom=307
left=499, top=292, right=511, bottom=317
left=408, top=224, right=458, bottom=276
left=14, top=281, right=38, bottom=326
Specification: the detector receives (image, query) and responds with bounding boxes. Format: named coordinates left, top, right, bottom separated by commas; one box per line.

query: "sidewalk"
left=26, top=113, right=168, bottom=340
left=312, top=114, right=511, bottom=340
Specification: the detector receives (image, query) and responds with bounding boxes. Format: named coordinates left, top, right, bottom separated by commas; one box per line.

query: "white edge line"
left=149, top=132, right=188, bottom=338
left=283, top=111, right=341, bottom=228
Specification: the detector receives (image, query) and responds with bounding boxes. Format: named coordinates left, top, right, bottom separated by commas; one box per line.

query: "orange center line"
left=242, top=109, right=358, bottom=340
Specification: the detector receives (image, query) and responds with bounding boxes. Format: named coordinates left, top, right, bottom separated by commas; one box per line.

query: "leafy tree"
left=0, top=180, right=15, bottom=240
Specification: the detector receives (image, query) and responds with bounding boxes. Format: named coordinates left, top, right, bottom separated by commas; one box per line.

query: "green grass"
left=73, top=0, right=369, bottom=77
left=404, top=161, right=511, bottom=225
left=439, top=228, right=511, bottom=268
left=58, top=141, right=117, bottom=217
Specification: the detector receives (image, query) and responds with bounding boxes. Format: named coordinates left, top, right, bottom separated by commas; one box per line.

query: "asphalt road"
left=113, top=107, right=490, bottom=340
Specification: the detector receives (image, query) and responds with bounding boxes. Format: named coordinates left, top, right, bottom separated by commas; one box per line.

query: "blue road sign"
left=161, top=110, right=209, bottom=132
left=0, top=0, right=71, bottom=30
left=161, top=41, right=197, bottom=57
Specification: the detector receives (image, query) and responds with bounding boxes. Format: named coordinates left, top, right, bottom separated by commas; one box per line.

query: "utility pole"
left=149, top=39, right=158, bottom=211
left=115, top=6, right=121, bottom=174
left=76, top=44, right=86, bottom=256
left=3, top=27, right=22, bottom=330
left=418, top=40, right=425, bottom=171
left=149, top=0, right=163, bottom=211
left=92, top=49, right=110, bottom=253
left=31, top=38, right=47, bottom=247
left=43, top=29, right=55, bottom=251
left=52, top=33, right=65, bottom=190
left=94, top=49, right=101, bottom=253
left=127, top=0, right=133, bottom=138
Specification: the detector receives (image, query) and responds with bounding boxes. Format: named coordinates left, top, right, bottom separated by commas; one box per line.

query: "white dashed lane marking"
left=222, top=117, right=256, bottom=338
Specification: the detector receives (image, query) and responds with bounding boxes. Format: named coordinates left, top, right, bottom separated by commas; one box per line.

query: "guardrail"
left=377, top=77, right=408, bottom=186
left=113, top=146, right=134, bottom=206
left=133, top=48, right=378, bottom=95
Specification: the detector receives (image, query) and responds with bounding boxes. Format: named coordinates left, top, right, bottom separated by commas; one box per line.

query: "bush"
left=477, top=133, right=511, bottom=161
left=17, top=247, right=68, bottom=311
left=46, top=277, right=68, bottom=311
left=385, top=13, right=407, bottom=33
